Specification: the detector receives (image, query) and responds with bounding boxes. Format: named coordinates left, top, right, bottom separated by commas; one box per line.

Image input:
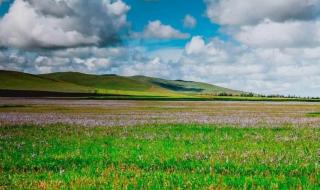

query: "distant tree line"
left=214, top=92, right=320, bottom=99
left=215, top=92, right=255, bottom=97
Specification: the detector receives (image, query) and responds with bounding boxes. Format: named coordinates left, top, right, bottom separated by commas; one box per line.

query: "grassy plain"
left=0, top=99, right=320, bottom=189
left=1, top=124, right=319, bottom=189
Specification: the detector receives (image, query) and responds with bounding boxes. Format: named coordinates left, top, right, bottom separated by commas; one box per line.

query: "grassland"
left=1, top=98, right=320, bottom=127
left=0, top=70, right=240, bottom=98
left=0, top=70, right=92, bottom=93
left=0, top=124, right=319, bottom=189
left=41, top=72, right=160, bottom=92
left=0, top=99, right=320, bottom=189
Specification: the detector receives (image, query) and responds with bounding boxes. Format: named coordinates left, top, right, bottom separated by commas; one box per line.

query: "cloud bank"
left=0, top=0, right=130, bottom=49
left=206, top=0, right=320, bottom=26
left=206, top=0, right=320, bottom=48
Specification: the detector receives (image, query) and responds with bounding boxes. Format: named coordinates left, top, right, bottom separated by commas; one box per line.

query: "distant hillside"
left=0, top=70, right=92, bottom=93
left=0, top=70, right=241, bottom=97
left=131, top=76, right=240, bottom=94
left=40, top=72, right=166, bottom=92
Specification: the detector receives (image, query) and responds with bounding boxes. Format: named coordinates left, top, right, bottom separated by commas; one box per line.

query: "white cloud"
left=185, top=36, right=205, bottom=54
left=235, top=20, right=320, bottom=48
left=206, top=0, right=320, bottom=26
left=148, top=48, right=183, bottom=62
left=0, top=0, right=130, bottom=49
left=0, top=46, right=125, bottom=74
left=119, top=57, right=173, bottom=77
left=183, top=14, right=197, bottom=28
left=206, top=0, right=320, bottom=49
left=139, top=20, right=190, bottom=40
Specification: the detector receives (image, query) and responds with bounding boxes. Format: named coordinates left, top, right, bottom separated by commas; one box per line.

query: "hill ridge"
left=0, top=70, right=241, bottom=96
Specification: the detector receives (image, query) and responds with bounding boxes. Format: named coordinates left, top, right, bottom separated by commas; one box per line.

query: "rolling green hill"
left=131, top=76, right=240, bottom=94
left=0, top=70, right=241, bottom=97
left=41, top=72, right=157, bottom=92
left=0, top=70, right=92, bottom=93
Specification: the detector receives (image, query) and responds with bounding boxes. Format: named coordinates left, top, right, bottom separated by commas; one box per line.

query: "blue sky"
left=0, top=0, right=11, bottom=16
left=0, top=0, right=320, bottom=96
left=124, top=0, right=222, bottom=49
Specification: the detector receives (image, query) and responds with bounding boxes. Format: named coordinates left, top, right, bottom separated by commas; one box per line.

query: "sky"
left=0, top=0, right=320, bottom=96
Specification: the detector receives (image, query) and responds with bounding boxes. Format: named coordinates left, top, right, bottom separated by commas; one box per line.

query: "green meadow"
left=1, top=124, right=319, bottom=189
left=0, top=70, right=239, bottom=96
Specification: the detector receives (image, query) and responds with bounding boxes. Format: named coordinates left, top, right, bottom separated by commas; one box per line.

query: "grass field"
left=1, top=124, right=319, bottom=189
left=0, top=71, right=92, bottom=93
left=0, top=99, right=320, bottom=189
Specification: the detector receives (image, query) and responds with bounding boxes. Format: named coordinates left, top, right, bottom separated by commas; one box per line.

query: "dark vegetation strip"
left=1, top=89, right=320, bottom=102
left=0, top=104, right=28, bottom=108
left=306, top=112, right=320, bottom=117
left=0, top=89, right=117, bottom=98
left=91, top=96, right=320, bottom=102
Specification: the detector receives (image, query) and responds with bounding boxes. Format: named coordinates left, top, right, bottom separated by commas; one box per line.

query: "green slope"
left=0, top=70, right=241, bottom=96
left=40, top=72, right=168, bottom=93
left=131, top=76, right=241, bottom=94
left=0, top=70, right=92, bottom=92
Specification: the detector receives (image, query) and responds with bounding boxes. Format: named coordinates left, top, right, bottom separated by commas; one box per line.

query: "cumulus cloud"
left=0, top=46, right=126, bottom=74
left=138, top=20, right=190, bottom=39
left=235, top=20, right=320, bottom=48
left=185, top=36, right=206, bottom=54
left=206, top=0, right=320, bottom=49
left=118, top=57, right=174, bottom=77
left=0, top=0, right=130, bottom=49
left=183, top=14, right=197, bottom=28
left=148, top=48, right=183, bottom=62
left=206, top=0, right=320, bottom=26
